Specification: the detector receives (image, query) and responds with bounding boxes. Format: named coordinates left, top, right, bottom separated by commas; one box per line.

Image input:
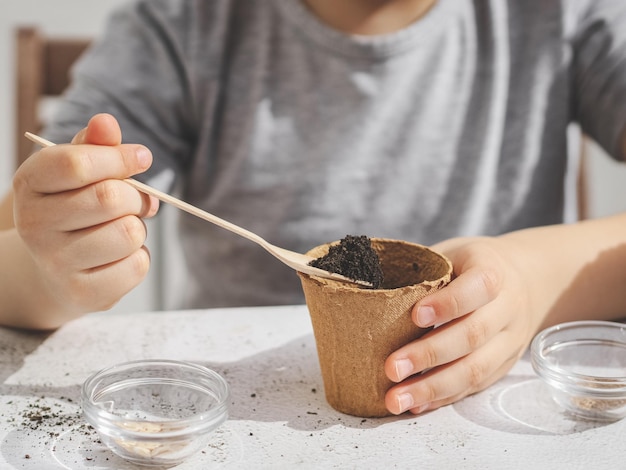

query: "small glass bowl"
left=81, top=359, right=230, bottom=466
left=531, top=320, right=626, bottom=421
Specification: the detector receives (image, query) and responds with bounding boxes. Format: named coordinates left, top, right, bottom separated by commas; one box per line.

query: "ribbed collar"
left=273, top=0, right=456, bottom=60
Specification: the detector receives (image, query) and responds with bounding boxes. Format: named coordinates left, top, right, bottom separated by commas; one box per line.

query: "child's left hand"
left=383, top=235, right=542, bottom=415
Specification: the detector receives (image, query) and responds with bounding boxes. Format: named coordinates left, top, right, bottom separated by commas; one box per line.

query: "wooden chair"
left=15, top=26, right=91, bottom=169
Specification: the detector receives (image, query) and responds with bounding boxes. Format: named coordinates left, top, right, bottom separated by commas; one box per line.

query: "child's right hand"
left=11, top=113, right=159, bottom=321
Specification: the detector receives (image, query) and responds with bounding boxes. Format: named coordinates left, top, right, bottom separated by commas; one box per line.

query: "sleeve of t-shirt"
left=41, top=0, right=202, bottom=191
left=571, top=0, right=626, bottom=161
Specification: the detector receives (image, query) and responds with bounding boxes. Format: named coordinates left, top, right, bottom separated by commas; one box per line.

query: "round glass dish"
left=81, top=359, right=230, bottom=466
left=531, top=320, right=626, bottom=421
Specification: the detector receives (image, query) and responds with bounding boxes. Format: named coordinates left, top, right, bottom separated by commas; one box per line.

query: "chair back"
left=15, top=26, right=90, bottom=168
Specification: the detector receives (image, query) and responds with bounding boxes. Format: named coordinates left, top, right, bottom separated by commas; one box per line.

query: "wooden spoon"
left=25, top=132, right=371, bottom=287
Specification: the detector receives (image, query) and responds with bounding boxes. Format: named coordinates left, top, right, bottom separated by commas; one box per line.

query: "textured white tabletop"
left=0, top=304, right=623, bottom=469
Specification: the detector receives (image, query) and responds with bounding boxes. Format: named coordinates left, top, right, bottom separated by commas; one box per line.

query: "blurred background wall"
left=1, top=1, right=626, bottom=313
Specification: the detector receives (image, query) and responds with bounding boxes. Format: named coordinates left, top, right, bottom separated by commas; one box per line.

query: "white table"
left=0, top=305, right=623, bottom=469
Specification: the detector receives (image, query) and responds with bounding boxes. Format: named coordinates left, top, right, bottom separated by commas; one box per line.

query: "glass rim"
left=531, top=321, right=626, bottom=390
left=81, top=359, right=230, bottom=439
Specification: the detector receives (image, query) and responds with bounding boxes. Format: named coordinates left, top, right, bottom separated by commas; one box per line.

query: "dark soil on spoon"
left=309, top=235, right=384, bottom=289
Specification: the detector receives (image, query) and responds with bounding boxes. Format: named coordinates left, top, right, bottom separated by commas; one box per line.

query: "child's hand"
left=12, top=113, right=159, bottom=318
left=383, top=236, right=541, bottom=415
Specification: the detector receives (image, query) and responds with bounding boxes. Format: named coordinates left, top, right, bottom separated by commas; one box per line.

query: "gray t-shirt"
left=44, top=0, right=626, bottom=308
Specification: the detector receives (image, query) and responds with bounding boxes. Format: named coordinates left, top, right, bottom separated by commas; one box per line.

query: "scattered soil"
left=309, top=235, right=383, bottom=288
left=15, top=397, right=87, bottom=438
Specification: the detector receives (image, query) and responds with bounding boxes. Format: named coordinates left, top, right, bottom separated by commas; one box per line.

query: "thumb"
left=71, top=113, right=122, bottom=146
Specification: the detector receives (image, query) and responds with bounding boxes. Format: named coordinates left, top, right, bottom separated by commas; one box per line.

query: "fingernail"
left=394, top=358, right=414, bottom=381
left=136, top=147, right=151, bottom=169
left=397, top=393, right=414, bottom=413
left=417, top=305, right=436, bottom=327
